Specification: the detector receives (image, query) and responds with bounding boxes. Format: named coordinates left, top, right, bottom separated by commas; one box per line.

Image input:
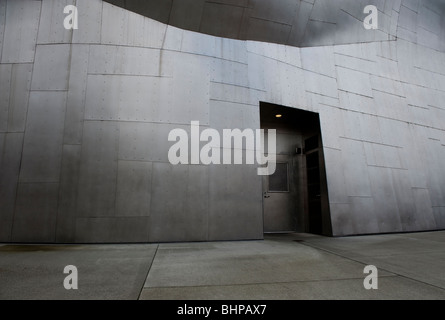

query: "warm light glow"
left=275, top=114, right=282, bottom=118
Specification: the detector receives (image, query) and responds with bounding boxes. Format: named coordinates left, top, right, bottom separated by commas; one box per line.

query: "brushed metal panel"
left=373, top=91, right=408, bottom=122
left=432, top=207, right=445, bottom=229
left=85, top=74, right=187, bottom=123
left=399, top=4, right=418, bottom=33
left=119, top=122, right=190, bottom=163
left=121, top=76, right=163, bottom=122
left=336, top=66, right=373, bottom=98
left=402, top=0, right=419, bottom=12
left=118, top=122, right=154, bottom=162
left=210, top=81, right=264, bottom=106
left=305, top=91, right=339, bottom=114
left=335, top=4, right=389, bottom=44
left=288, top=0, right=312, bottom=45
left=358, top=114, right=382, bottom=144
left=339, top=138, right=372, bottom=197
left=302, top=20, right=336, bottom=47
left=334, top=51, right=377, bottom=77
left=7, top=63, right=33, bottom=132
left=276, top=60, right=307, bottom=108
left=367, top=166, right=403, bottom=233
left=180, top=29, right=217, bottom=57
left=19, top=91, right=66, bottom=183
left=373, top=143, right=402, bottom=169
left=1, top=0, right=40, bottom=63
left=151, top=123, right=192, bottom=163
left=116, top=161, right=152, bottom=217
left=77, top=121, right=118, bottom=217
left=370, top=75, right=405, bottom=97
left=0, top=64, right=11, bottom=132
left=403, top=82, right=430, bottom=110
left=72, top=0, right=102, bottom=44
left=245, top=17, right=291, bottom=46
left=101, top=2, right=167, bottom=47
left=417, top=26, right=441, bottom=51
left=251, top=0, right=298, bottom=25
left=363, top=142, right=376, bottom=166
left=31, top=44, right=71, bottom=91
left=123, top=4, right=151, bottom=47
left=101, top=3, right=130, bottom=45
left=0, top=132, right=23, bottom=241
left=390, top=7, right=399, bottom=37
left=301, top=46, right=336, bottom=78
left=200, top=1, right=244, bottom=39
left=84, top=74, right=125, bottom=121
left=412, top=188, right=436, bottom=230
left=215, top=37, right=248, bottom=64
left=170, top=0, right=205, bottom=32
left=404, top=125, right=428, bottom=189
left=375, top=55, right=399, bottom=80
left=430, top=106, right=445, bottom=131
left=64, top=45, right=89, bottom=145
left=319, top=105, right=343, bottom=150
left=323, top=148, right=348, bottom=204
left=208, top=164, right=263, bottom=241
left=329, top=203, right=353, bottom=236
left=349, top=196, right=379, bottom=234
left=391, top=168, right=417, bottom=231
left=104, top=0, right=445, bottom=49
left=12, top=182, right=59, bottom=243
left=408, top=104, right=432, bottom=128
left=424, top=138, right=445, bottom=208
left=141, top=10, right=169, bottom=49
left=209, top=100, right=260, bottom=132
left=75, top=217, right=150, bottom=243
left=303, top=70, right=338, bottom=99
left=211, top=58, right=248, bottom=87
left=37, top=0, right=73, bottom=44
left=397, top=21, right=418, bottom=43
left=88, top=45, right=161, bottom=76
left=341, top=110, right=363, bottom=141
left=170, top=54, right=210, bottom=125
left=309, top=0, right=337, bottom=24
left=56, top=144, right=81, bottom=243
left=125, top=0, right=172, bottom=24
left=162, top=25, right=183, bottom=51
left=0, top=0, right=5, bottom=62
left=246, top=51, right=266, bottom=91
left=84, top=74, right=158, bottom=121
left=148, top=162, right=209, bottom=242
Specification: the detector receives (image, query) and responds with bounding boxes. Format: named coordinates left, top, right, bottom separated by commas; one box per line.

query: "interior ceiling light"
left=276, top=114, right=282, bottom=118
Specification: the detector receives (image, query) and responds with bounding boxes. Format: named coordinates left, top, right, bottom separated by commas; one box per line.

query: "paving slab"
left=0, top=244, right=157, bottom=300
left=1, top=231, right=445, bottom=300
left=140, top=275, right=445, bottom=300
left=143, top=239, right=393, bottom=289
left=300, top=231, right=445, bottom=290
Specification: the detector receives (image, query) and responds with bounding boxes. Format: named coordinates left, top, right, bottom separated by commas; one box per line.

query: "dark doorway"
left=260, top=102, right=332, bottom=236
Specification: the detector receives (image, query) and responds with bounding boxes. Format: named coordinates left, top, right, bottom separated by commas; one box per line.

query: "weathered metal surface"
left=1, top=0, right=445, bottom=243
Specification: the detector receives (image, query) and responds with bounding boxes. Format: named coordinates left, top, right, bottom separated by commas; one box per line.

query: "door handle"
left=264, top=193, right=270, bottom=198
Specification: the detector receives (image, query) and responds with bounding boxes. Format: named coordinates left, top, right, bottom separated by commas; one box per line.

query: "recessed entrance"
left=260, top=102, right=332, bottom=236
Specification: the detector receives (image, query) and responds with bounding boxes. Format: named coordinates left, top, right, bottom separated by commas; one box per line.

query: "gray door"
left=263, top=154, right=298, bottom=233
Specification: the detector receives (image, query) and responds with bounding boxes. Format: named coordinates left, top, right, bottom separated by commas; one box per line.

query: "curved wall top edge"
left=103, top=0, right=445, bottom=52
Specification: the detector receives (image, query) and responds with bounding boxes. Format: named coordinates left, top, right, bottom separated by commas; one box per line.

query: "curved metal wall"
left=104, top=0, right=445, bottom=51
left=0, top=0, right=444, bottom=242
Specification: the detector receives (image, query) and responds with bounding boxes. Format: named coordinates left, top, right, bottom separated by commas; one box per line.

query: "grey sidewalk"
left=1, top=231, right=445, bottom=300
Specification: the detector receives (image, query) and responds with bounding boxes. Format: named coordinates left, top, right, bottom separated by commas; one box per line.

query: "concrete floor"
left=1, top=231, right=445, bottom=300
